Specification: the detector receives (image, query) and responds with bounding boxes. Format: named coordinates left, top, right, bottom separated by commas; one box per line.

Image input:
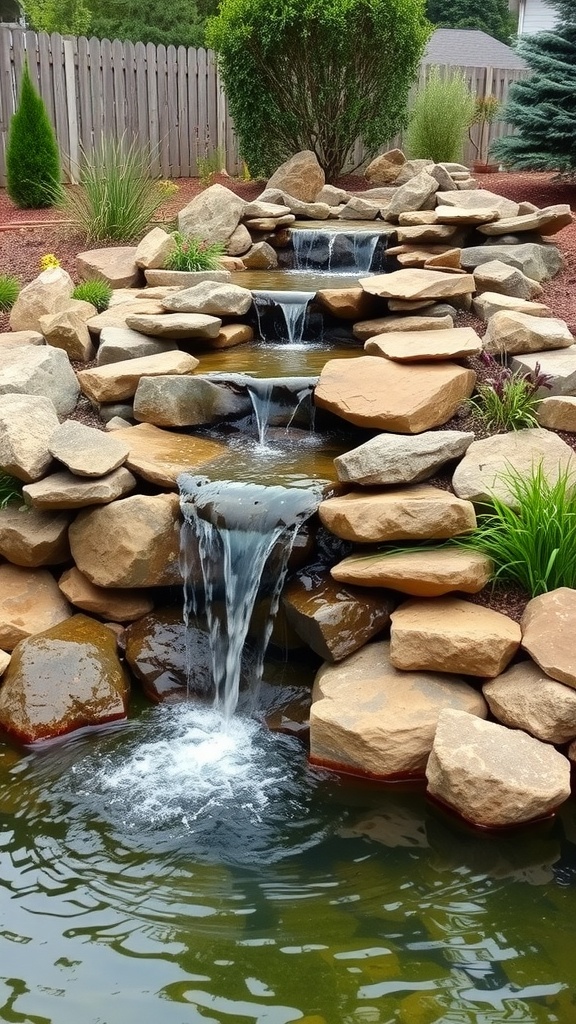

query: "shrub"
left=466, top=353, right=552, bottom=432
left=164, top=233, right=226, bottom=272
left=405, top=67, right=476, bottom=163
left=6, top=62, right=61, bottom=209
left=62, top=137, right=169, bottom=243
left=197, top=147, right=226, bottom=186
left=72, top=279, right=113, bottom=313
left=460, top=464, right=576, bottom=596
left=0, top=471, right=23, bottom=510
left=208, top=0, right=431, bottom=180
left=0, top=275, right=20, bottom=312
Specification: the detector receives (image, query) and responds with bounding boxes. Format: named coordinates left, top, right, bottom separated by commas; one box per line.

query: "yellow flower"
left=40, top=253, right=60, bottom=270
left=158, top=179, right=179, bottom=197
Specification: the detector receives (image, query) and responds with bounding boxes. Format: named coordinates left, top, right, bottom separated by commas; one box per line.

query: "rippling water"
left=1, top=702, right=576, bottom=1024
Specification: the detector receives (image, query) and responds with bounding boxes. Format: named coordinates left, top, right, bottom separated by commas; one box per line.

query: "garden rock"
left=309, top=641, right=487, bottom=779
left=226, top=223, right=252, bottom=255
left=282, top=570, right=394, bottom=663
left=384, top=170, right=439, bottom=221
left=478, top=204, right=573, bottom=237
left=124, top=607, right=211, bottom=702
left=0, top=652, right=9, bottom=677
left=435, top=205, right=501, bottom=225
left=483, top=660, right=576, bottom=744
left=211, top=324, right=254, bottom=349
left=68, top=492, right=181, bottom=588
left=0, top=614, right=130, bottom=744
left=0, top=564, right=72, bottom=650
left=360, top=268, right=476, bottom=301
left=134, top=375, right=247, bottom=427
left=452, top=429, right=575, bottom=506
left=242, top=200, right=292, bottom=219
left=365, top=326, right=482, bottom=362
left=315, top=355, right=475, bottom=433
left=521, top=588, right=576, bottom=689
left=261, top=191, right=331, bottom=220
left=125, top=313, right=221, bottom=339
left=394, top=159, right=434, bottom=184
left=134, top=227, right=176, bottom=270
left=390, top=597, right=521, bottom=677
left=319, top=484, right=476, bottom=543
left=436, top=189, right=520, bottom=218
left=315, top=184, right=350, bottom=206
left=0, top=345, right=79, bottom=418
left=48, top=420, right=129, bottom=478
left=473, top=292, right=550, bottom=321
left=0, top=506, right=71, bottom=567
left=111, top=423, right=227, bottom=487
left=96, top=327, right=178, bottom=365
left=76, top=247, right=140, bottom=288
left=58, top=567, right=154, bottom=624
left=395, top=224, right=458, bottom=245
left=427, top=709, right=571, bottom=828
left=266, top=150, right=325, bottom=202
left=0, top=330, right=44, bottom=348
left=473, top=260, right=543, bottom=300
left=537, top=396, right=576, bottom=431
left=161, top=281, right=253, bottom=316
left=331, top=548, right=492, bottom=597
left=510, top=348, right=576, bottom=397
left=337, top=197, right=381, bottom=220
left=9, top=267, right=74, bottom=332
left=242, top=242, right=278, bottom=269
left=364, top=148, right=406, bottom=185
left=315, top=287, right=376, bottom=320
left=22, top=467, right=137, bottom=510
left=38, top=309, right=96, bottom=362
left=78, top=350, right=199, bottom=403
left=483, top=310, right=574, bottom=356
left=334, top=430, right=475, bottom=486
left=144, top=269, right=231, bottom=287
left=0, top=394, right=59, bottom=482
left=86, top=300, right=165, bottom=333
left=353, top=315, right=453, bottom=340
left=429, top=164, right=458, bottom=191
left=461, top=243, right=564, bottom=282
left=177, top=183, right=245, bottom=242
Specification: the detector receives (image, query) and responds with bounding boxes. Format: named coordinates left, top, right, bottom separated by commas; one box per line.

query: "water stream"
left=292, top=229, right=382, bottom=273
left=253, top=289, right=315, bottom=345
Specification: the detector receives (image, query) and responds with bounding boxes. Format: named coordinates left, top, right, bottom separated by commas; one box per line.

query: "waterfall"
left=246, top=379, right=274, bottom=446
left=291, top=229, right=381, bottom=273
left=246, top=378, right=315, bottom=445
left=179, top=477, right=318, bottom=720
left=253, top=290, right=314, bottom=345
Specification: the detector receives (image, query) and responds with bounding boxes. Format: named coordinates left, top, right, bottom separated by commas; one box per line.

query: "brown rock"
left=0, top=506, right=71, bottom=567
left=537, top=396, right=576, bottom=431
left=210, top=324, right=254, bottom=349
left=22, top=467, right=136, bottom=510
left=124, top=607, right=211, bottom=702
left=365, top=326, right=482, bottom=362
left=0, top=614, right=130, bottom=743
left=483, top=659, right=576, bottom=744
left=266, top=150, right=325, bottom=203
left=68, top=492, right=182, bottom=587
left=0, top=564, right=72, bottom=650
left=111, top=423, right=227, bottom=487
left=134, top=227, right=176, bottom=270
left=452, top=429, right=574, bottom=506
left=426, top=709, right=571, bottom=827
left=521, top=588, right=576, bottom=689
left=0, top=651, right=10, bottom=677
left=242, top=242, right=278, bottom=269
left=78, top=350, right=198, bottom=403
left=319, top=484, right=476, bottom=543
left=314, top=355, right=475, bottom=433
left=424, top=248, right=462, bottom=270
left=125, top=313, right=222, bottom=339
left=483, top=310, right=573, bottom=356
left=360, top=269, right=475, bottom=302
left=58, top=567, right=154, bottom=623
left=331, top=548, right=492, bottom=597
left=398, top=211, right=439, bottom=226
left=77, top=247, right=140, bottom=288
left=364, top=149, right=406, bottom=186
left=9, top=267, right=74, bottom=332
left=315, top=287, right=376, bottom=320
left=353, top=315, right=453, bottom=340
left=390, top=597, right=521, bottom=677
left=38, top=308, right=96, bottom=362
left=0, top=393, right=59, bottom=482
left=310, top=641, right=487, bottom=779
left=48, top=420, right=129, bottom=477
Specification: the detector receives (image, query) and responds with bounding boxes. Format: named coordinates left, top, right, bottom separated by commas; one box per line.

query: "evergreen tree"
left=89, top=0, right=209, bottom=48
left=426, top=0, right=515, bottom=43
left=491, top=0, right=576, bottom=173
left=6, top=62, right=61, bottom=208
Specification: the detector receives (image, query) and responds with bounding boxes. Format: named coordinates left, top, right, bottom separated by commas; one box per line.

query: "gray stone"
left=394, top=159, right=434, bottom=185
left=125, top=313, right=222, bottom=339
left=226, top=223, right=252, bottom=256
left=483, top=311, right=573, bottom=356
left=337, top=197, right=381, bottom=220
left=334, top=430, right=475, bottom=486
left=133, top=375, right=247, bottom=427
left=0, top=345, right=79, bottom=418
left=510, top=348, right=576, bottom=397
left=0, top=394, right=60, bottom=482
left=76, top=247, right=140, bottom=288
left=9, top=267, right=74, bottom=333
left=461, top=243, right=564, bottom=282
left=315, top=185, right=350, bottom=206
left=177, top=183, right=245, bottom=242
left=97, top=326, right=178, bottom=365
left=23, top=467, right=137, bottom=510
left=134, top=227, right=176, bottom=270
left=48, top=420, right=129, bottom=478
left=385, top=170, right=439, bottom=222
left=452, top=429, right=574, bottom=506
left=429, top=163, right=457, bottom=191
left=161, top=281, right=253, bottom=316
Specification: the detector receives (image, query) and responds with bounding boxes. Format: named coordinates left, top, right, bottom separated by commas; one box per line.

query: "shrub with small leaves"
left=164, top=233, right=225, bottom=272
left=72, top=279, right=113, bottom=313
left=0, top=274, right=20, bottom=312
left=466, top=352, right=552, bottom=432
left=6, top=62, right=61, bottom=209
left=0, top=471, right=23, bottom=510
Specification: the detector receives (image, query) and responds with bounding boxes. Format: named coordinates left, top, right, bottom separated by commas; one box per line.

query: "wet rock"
left=0, top=394, right=59, bottom=482
left=177, top=183, right=245, bottom=241
left=0, top=345, right=80, bottom=418
left=319, top=484, right=476, bottom=543
left=483, top=310, right=573, bottom=356
left=473, top=291, right=549, bottom=321
left=77, top=247, right=140, bottom=288
left=96, top=326, right=178, bottom=365
left=133, top=375, right=247, bottom=427
left=23, top=467, right=136, bottom=510
left=334, top=430, right=474, bottom=485
left=461, top=243, right=564, bottom=282
left=365, top=326, right=482, bottom=362
left=134, top=227, right=176, bottom=270
left=162, top=281, right=253, bottom=316
left=48, top=420, right=129, bottom=477
left=331, top=548, right=492, bottom=597
left=483, top=660, right=576, bottom=744
left=390, top=597, right=521, bottom=678
left=9, top=267, right=74, bottom=332
left=310, top=641, right=487, bottom=779
left=69, top=492, right=181, bottom=587
left=266, top=150, right=325, bottom=203
left=38, top=308, right=96, bottom=362
left=111, top=422, right=227, bottom=487
left=78, top=350, right=199, bottom=403
left=0, top=564, right=72, bottom=650
left=315, top=287, right=377, bottom=320
left=537, top=396, right=576, bottom=431
left=58, top=567, right=153, bottom=623
left=124, top=607, right=211, bottom=702
left=0, top=614, right=130, bottom=743
left=282, top=570, right=393, bottom=662
left=125, top=313, right=222, bottom=340
left=521, top=588, right=576, bottom=689
left=426, top=709, right=571, bottom=827
left=0, top=506, right=71, bottom=567
left=452, top=429, right=574, bottom=506
left=360, top=268, right=475, bottom=301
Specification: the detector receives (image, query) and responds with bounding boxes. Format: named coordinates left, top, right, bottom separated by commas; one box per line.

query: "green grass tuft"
left=0, top=274, right=20, bottom=312
left=72, top=279, right=113, bottom=313
left=466, top=353, right=551, bottom=432
left=164, top=233, right=226, bottom=272
left=0, top=471, right=23, bottom=509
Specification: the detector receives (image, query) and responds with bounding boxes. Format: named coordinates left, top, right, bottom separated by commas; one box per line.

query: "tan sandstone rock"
left=77, top=247, right=140, bottom=288
left=0, top=394, right=59, bottom=482
left=537, top=396, right=576, bottom=432
left=483, top=310, right=573, bottom=356
left=38, top=308, right=96, bottom=361
left=134, top=227, right=176, bottom=270
left=353, top=315, right=453, bottom=341
left=22, top=467, right=136, bottom=510
left=0, top=564, right=72, bottom=650
left=0, top=506, right=71, bottom=567
left=319, top=484, right=476, bottom=543
left=364, top=149, right=406, bottom=186
left=315, top=288, right=377, bottom=320
left=177, top=183, right=245, bottom=241
left=125, top=313, right=222, bottom=339
left=334, top=430, right=475, bottom=486
left=365, top=326, right=482, bottom=362
left=436, top=189, right=520, bottom=218
left=78, top=350, right=199, bottom=403
left=483, top=660, right=576, bottom=744
left=521, top=588, right=576, bottom=689
left=473, top=292, right=550, bottom=322
left=266, top=150, right=325, bottom=203
left=452, top=429, right=574, bottom=506
left=110, top=423, right=227, bottom=487
left=9, top=267, right=74, bottom=332
left=473, top=260, right=543, bottom=300
left=331, top=548, right=492, bottom=597
left=360, top=269, right=475, bottom=302
left=48, top=420, right=129, bottom=477
left=477, top=204, right=574, bottom=238
left=58, top=567, right=154, bottom=623
left=86, top=300, right=166, bottom=334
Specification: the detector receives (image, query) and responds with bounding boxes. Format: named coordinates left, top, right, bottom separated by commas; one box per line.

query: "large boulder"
left=310, top=641, right=487, bottom=779
left=177, top=183, right=245, bottom=242
left=452, top=429, right=574, bottom=506
left=0, top=345, right=80, bottom=418
left=77, top=247, right=140, bottom=288
left=48, top=420, right=129, bottom=478
left=521, top=588, right=576, bottom=689
left=436, top=189, right=520, bottom=218
left=0, top=506, right=71, bottom=567
left=9, top=267, right=74, bottom=332
left=331, top=548, right=492, bottom=597
left=0, top=394, right=59, bottom=482
left=0, top=564, right=72, bottom=650
left=461, top=243, right=564, bottom=282
left=319, top=484, right=476, bottom=543
left=334, top=430, right=475, bottom=486
left=483, top=660, right=576, bottom=744
left=133, top=375, right=247, bottom=427
left=426, top=709, right=571, bottom=827
left=364, top=148, right=406, bottom=186
left=124, top=607, right=212, bottom=702
left=0, top=614, right=130, bottom=743
left=161, top=281, right=253, bottom=317
left=38, top=308, right=96, bottom=362
left=383, top=171, right=439, bottom=221
left=266, top=151, right=325, bottom=203
left=58, top=567, right=153, bottom=624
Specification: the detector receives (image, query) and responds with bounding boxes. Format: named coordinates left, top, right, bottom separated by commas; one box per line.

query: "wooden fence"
left=0, top=26, right=529, bottom=187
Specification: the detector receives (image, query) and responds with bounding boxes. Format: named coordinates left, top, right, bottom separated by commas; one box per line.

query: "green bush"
left=405, top=66, right=476, bottom=163
left=466, top=353, right=551, bottom=432
left=164, top=233, right=226, bottom=272
left=460, top=464, right=576, bottom=596
left=6, top=62, right=61, bottom=209
left=72, top=279, right=113, bottom=313
left=62, top=137, right=169, bottom=243
left=0, top=274, right=20, bottom=312
left=0, top=471, right=23, bottom=510
left=208, top=0, right=431, bottom=180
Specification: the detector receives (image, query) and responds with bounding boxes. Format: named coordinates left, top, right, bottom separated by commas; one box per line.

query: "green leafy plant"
left=459, top=464, right=576, bottom=596
left=426, top=0, right=516, bottom=44
left=61, top=137, right=169, bottom=243
left=208, top=0, right=430, bottom=179
left=466, top=352, right=552, bottom=432
left=72, top=279, right=113, bottom=313
left=0, top=471, right=23, bottom=510
left=469, top=94, right=500, bottom=165
left=164, top=233, right=226, bottom=272
left=0, top=275, right=20, bottom=312
left=197, top=147, right=226, bottom=186
left=6, top=62, right=62, bottom=209
left=405, top=66, right=476, bottom=163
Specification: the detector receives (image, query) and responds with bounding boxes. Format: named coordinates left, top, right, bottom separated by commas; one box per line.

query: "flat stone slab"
left=452, top=428, right=575, bottom=506
left=427, top=709, right=571, bottom=828
left=77, top=247, right=139, bottom=288
left=360, top=268, right=476, bottom=301
left=87, top=300, right=166, bottom=334
left=125, top=313, right=222, bottom=339
left=0, top=331, right=44, bottom=348
left=58, top=567, right=154, bottom=624
left=510, top=347, right=576, bottom=397
left=483, top=310, right=573, bottom=356
left=334, top=430, right=475, bottom=485
left=484, top=659, right=576, bottom=744
left=78, top=351, right=199, bottom=403
left=48, top=420, right=129, bottom=478
left=461, top=243, right=564, bottom=282
left=435, top=205, right=501, bottom=225
left=331, top=548, right=492, bottom=597
left=310, top=641, right=487, bottom=779
left=144, top=269, right=232, bottom=287
left=318, top=484, right=476, bottom=542
left=353, top=315, right=453, bottom=340
left=521, top=588, right=576, bottom=689
left=390, top=597, right=521, bottom=677
left=478, top=204, right=573, bottom=237
left=473, top=292, right=550, bottom=321
left=365, top=326, right=482, bottom=362
left=436, top=189, right=520, bottom=218
left=22, top=467, right=137, bottom=510
left=111, top=423, right=227, bottom=487
left=315, top=355, right=475, bottom=433
left=161, top=282, right=253, bottom=317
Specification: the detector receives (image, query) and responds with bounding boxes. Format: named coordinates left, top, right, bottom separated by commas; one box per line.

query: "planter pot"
left=471, top=161, right=500, bottom=174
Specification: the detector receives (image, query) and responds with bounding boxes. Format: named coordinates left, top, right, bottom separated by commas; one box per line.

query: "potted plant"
left=469, top=95, right=501, bottom=173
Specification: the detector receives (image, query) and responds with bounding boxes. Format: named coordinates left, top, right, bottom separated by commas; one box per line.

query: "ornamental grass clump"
left=72, top=279, right=113, bottom=312
left=466, top=352, right=552, bottom=432
left=460, top=464, right=576, bottom=596
left=405, top=67, right=476, bottom=164
left=0, top=471, right=23, bottom=510
left=164, top=233, right=225, bottom=272
left=0, top=274, right=20, bottom=312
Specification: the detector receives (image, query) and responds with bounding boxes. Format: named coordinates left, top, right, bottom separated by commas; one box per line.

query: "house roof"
left=423, top=28, right=528, bottom=69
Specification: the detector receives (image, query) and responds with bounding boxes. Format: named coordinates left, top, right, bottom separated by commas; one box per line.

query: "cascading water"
left=253, top=290, right=314, bottom=345
left=245, top=377, right=315, bottom=445
left=292, top=229, right=381, bottom=273
left=179, top=476, right=319, bottom=719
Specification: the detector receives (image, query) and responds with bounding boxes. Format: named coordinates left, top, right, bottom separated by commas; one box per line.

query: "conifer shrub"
left=6, top=63, right=61, bottom=209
